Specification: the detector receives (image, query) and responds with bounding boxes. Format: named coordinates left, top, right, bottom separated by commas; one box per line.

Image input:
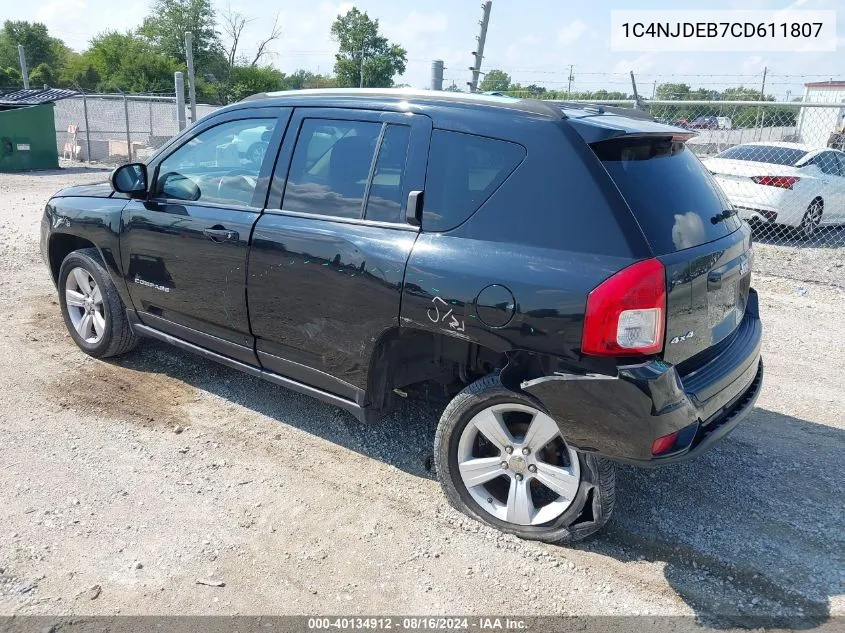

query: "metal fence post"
left=18, top=45, right=29, bottom=89
left=175, top=72, right=187, bottom=131
left=149, top=97, right=154, bottom=136
left=81, top=91, right=92, bottom=163
left=122, top=92, right=132, bottom=162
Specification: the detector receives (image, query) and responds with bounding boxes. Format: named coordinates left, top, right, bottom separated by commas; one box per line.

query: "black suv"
left=41, top=89, right=762, bottom=543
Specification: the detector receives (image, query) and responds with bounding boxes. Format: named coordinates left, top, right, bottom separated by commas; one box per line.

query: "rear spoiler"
left=558, top=104, right=697, bottom=144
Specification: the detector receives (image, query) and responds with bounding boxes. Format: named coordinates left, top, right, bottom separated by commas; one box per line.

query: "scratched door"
left=247, top=108, right=431, bottom=397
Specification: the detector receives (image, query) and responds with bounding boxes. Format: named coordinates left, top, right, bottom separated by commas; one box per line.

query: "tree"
left=654, top=82, right=691, bottom=100
left=0, top=66, right=22, bottom=87
left=28, top=62, right=55, bottom=86
left=225, top=64, right=284, bottom=102
left=479, top=69, right=510, bottom=92
left=220, top=8, right=282, bottom=69
left=443, top=82, right=463, bottom=92
left=139, top=0, right=225, bottom=73
left=58, top=52, right=101, bottom=90
left=330, top=7, right=406, bottom=88
left=86, top=31, right=181, bottom=93
left=0, top=21, right=69, bottom=72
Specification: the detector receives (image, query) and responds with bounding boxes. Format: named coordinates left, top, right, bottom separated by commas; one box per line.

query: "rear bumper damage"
left=523, top=291, right=763, bottom=466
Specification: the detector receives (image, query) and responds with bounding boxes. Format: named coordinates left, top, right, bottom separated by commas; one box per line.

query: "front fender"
left=43, top=195, right=131, bottom=304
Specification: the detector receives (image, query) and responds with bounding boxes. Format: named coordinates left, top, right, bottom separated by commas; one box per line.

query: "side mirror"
left=110, top=163, right=148, bottom=197
left=158, top=171, right=201, bottom=202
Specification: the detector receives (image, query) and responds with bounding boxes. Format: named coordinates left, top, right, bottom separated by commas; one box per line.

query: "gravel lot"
left=1, top=167, right=843, bottom=627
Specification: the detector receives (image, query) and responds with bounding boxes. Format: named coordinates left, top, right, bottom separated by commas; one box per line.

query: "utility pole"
left=431, top=60, right=444, bottom=91
left=468, top=1, right=492, bottom=93
left=18, top=45, right=29, bottom=89
left=184, top=32, right=197, bottom=124
left=566, top=64, right=574, bottom=99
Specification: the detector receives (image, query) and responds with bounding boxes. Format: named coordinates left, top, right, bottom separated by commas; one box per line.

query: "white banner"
left=610, top=10, right=837, bottom=52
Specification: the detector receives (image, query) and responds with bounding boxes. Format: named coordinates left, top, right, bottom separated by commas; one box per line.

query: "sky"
left=3, top=0, right=843, bottom=98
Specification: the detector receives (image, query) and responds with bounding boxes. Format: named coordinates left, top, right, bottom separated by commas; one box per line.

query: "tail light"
left=651, top=431, right=679, bottom=456
left=751, top=176, right=800, bottom=189
left=581, top=258, right=666, bottom=357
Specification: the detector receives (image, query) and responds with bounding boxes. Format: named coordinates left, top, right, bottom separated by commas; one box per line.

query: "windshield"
left=715, top=144, right=808, bottom=166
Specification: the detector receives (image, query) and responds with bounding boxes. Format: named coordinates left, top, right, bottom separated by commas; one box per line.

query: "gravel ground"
left=1, top=167, right=843, bottom=627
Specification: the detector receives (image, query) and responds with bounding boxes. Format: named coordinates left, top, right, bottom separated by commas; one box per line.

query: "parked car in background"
left=688, top=115, right=718, bottom=130
left=716, top=116, right=733, bottom=130
left=233, top=124, right=274, bottom=165
left=703, top=142, right=845, bottom=238
left=40, top=89, right=763, bottom=544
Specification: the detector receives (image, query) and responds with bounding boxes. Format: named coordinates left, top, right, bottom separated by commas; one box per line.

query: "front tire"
left=246, top=142, right=268, bottom=166
left=58, top=248, right=138, bottom=358
left=434, top=374, right=615, bottom=544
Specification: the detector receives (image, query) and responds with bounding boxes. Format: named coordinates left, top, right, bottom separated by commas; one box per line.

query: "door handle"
left=203, top=227, right=239, bottom=243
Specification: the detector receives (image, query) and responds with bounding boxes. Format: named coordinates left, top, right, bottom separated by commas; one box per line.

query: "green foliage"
left=0, top=21, right=69, bottom=71
left=86, top=31, right=182, bottom=93
left=0, top=66, right=22, bottom=87
left=479, top=69, right=510, bottom=92
left=58, top=52, right=101, bottom=90
left=330, top=7, right=406, bottom=88
left=139, top=0, right=225, bottom=74
left=28, top=62, right=55, bottom=86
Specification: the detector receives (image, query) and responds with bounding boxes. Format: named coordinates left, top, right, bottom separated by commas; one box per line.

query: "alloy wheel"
left=456, top=403, right=581, bottom=526
left=64, top=266, right=106, bottom=344
left=801, top=202, right=822, bottom=239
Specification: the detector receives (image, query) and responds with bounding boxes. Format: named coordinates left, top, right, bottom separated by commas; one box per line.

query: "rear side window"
left=715, top=144, right=808, bottom=166
left=594, top=138, right=741, bottom=255
left=424, top=130, right=525, bottom=232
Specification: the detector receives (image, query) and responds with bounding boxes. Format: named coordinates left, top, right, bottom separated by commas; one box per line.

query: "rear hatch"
left=565, top=109, right=753, bottom=366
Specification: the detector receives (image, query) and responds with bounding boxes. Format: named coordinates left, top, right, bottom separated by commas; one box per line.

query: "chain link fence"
left=550, top=98, right=845, bottom=287
left=53, top=92, right=219, bottom=163
left=49, top=89, right=844, bottom=287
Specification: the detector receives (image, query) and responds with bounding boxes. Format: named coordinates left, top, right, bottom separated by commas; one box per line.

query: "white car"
left=702, top=142, right=845, bottom=238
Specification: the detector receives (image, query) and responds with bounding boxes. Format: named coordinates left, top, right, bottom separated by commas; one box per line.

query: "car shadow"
left=580, top=407, right=843, bottom=628
left=104, top=341, right=842, bottom=628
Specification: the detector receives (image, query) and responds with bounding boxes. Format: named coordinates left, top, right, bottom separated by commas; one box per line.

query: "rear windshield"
left=715, top=144, right=808, bottom=166
left=594, top=137, right=741, bottom=255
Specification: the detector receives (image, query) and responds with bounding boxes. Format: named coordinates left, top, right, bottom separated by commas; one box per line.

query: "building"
left=796, top=80, right=845, bottom=148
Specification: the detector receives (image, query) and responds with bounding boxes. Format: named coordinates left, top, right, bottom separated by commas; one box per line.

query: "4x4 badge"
left=669, top=331, right=694, bottom=344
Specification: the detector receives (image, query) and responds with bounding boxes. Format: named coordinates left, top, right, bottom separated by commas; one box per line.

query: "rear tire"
left=797, top=199, right=823, bottom=240
left=58, top=248, right=138, bottom=358
left=434, top=374, right=615, bottom=544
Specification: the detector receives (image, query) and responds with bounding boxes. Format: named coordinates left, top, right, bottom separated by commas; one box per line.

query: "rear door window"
left=594, top=137, right=741, bottom=255
left=283, top=119, right=382, bottom=219
left=424, top=130, right=525, bottom=232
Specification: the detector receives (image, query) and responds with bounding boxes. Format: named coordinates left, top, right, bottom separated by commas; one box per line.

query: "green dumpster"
left=0, top=103, right=58, bottom=171
left=0, top=88, right=77, bottom=172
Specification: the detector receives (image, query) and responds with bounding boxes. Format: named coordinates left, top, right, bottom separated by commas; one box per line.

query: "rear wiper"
left=710, top=209, right=737, bottom=225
